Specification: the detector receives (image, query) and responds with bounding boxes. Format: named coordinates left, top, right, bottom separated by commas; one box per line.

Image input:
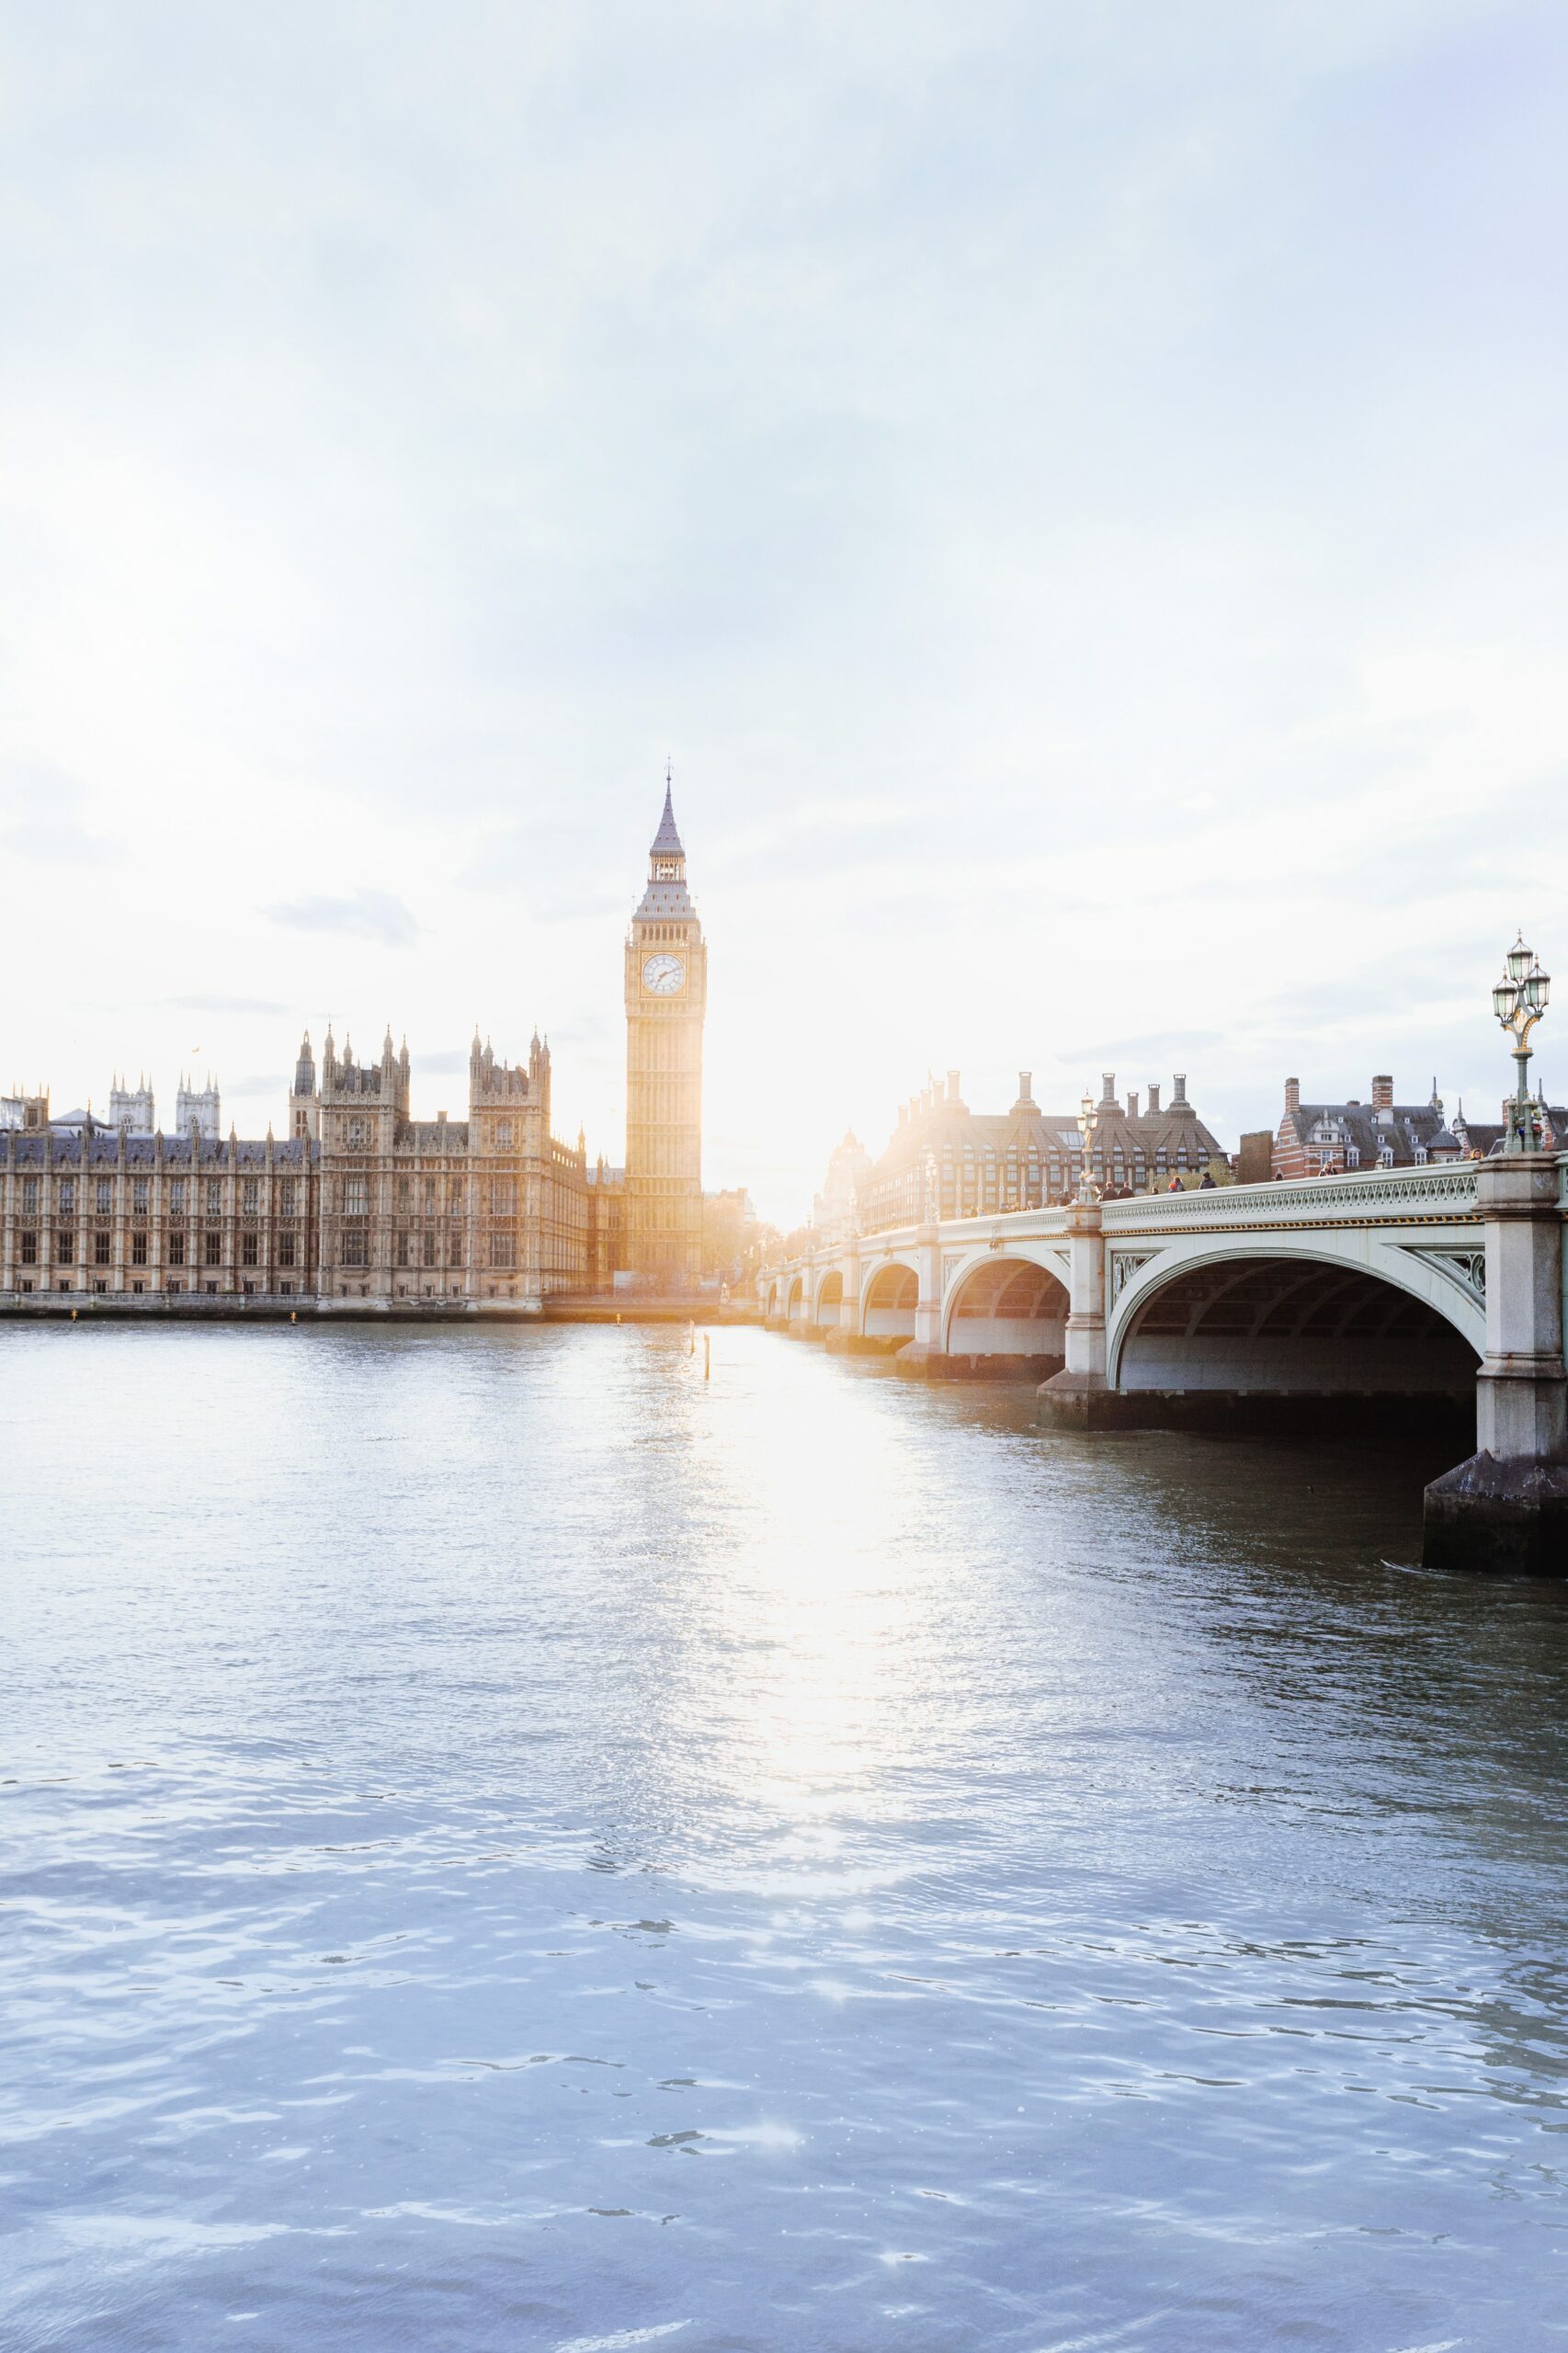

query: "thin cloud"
left=268, top=891, right=418, bottom=949
left=164, top=995, right=290, bottom=1016
left=5, top=816, right=120, bottom=867
left=1, top=759, right=121, bottom=867
left=1062, top=1030, right=1226, bottom=1063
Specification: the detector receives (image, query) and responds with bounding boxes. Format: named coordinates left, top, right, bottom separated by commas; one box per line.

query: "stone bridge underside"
left=862, top=1262, right=916, bottom=1338
left=1117, top=1256, right=1477, bottom=1393
left=947, top=1256, right=1068, bottom=1361
left=762, top=1152, right=1568, bottom=1570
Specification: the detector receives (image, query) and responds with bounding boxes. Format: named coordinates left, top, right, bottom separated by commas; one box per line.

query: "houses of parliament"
left=0, top=788, right=708, bottom=1312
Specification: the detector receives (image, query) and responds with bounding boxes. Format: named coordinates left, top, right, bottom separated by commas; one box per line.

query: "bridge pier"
left=1425, top=1154, right=1568, bottom=1574
left=887, top=1224, right=948, bottom=1373
left=817, top=1248, right=851, bottom=1349
left=1035, top=1199, right=1140, bottom=1426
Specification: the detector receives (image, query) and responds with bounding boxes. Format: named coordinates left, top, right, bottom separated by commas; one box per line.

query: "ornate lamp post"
left=1077, top=1089, right=1099, bottom=1202
left=1493, top=933, right=1551, bottom=1153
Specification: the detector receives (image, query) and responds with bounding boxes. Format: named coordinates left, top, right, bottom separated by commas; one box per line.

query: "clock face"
left=642, top=952, right=687, bottom=996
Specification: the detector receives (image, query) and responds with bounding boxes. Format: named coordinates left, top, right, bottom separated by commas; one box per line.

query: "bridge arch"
left=862, top=1258, right=918, bottom=1340
left=942, top=1252, right=1070, bottom=1358
left=1108, top=1240, right=1483, bottom=1396
left=814, top=1267, right=845, bottom=1327
left=785, top=1273, right=808, bottom=1324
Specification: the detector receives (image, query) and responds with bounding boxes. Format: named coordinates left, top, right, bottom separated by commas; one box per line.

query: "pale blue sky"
left=2, top=2, right=1565, bottom=1220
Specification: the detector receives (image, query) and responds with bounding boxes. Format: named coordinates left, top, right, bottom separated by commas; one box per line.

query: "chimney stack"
left=1146, top=1083, right=1161, bottom=1115
left=947, top=1070, right=960, bottom=1102
left=1372, top=1074, right=1393, bottom=1116
left=1126, top=1091, right=1140, bottom=1120
left=1100, top=1071, right=1116, bottom=1107
left=1172, top=1074, right=1188, bottom=1107
left=1285, top=1076, right=1300, bottom=1114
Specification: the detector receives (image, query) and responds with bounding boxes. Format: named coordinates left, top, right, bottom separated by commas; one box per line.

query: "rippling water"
left=5, top=1324, right=1568, bottom=2351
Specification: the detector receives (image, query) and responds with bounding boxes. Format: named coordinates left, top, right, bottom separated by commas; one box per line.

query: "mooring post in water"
left=704, top=1333, right=710, bottom=1381
left=1424, top=1152, right=1568, bottom=1574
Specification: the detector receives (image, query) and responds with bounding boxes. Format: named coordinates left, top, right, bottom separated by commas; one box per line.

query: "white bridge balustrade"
left=762, top=1154, right=1568, bottom=1574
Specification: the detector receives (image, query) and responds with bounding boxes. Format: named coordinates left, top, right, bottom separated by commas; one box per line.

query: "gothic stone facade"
left=0, top=789, right=710, bottom=1312
left=0, top=1029, right=594, bottom=1311
left=1, top=1126, right=317, bottom=1302
left=300, top=1026, right=594, bottom=1306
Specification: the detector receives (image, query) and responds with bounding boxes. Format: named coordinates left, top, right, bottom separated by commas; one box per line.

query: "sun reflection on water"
left=671, top=1334, right=952, bottom=1857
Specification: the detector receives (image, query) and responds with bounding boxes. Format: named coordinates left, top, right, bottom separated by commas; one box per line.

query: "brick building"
left=847, top=1067, right=1226, bottom=1233
left=1270, top=1075, right=1462, bottom=1179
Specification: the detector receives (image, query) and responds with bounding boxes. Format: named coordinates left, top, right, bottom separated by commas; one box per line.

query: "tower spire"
left=651, top=767, right=683, bottom=858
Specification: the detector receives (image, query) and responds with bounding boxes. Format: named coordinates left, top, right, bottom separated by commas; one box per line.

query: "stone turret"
left=109, top=1074, right=155, bottom=1133
left=470, top=1032, right=531, bottom=1104
left=175, top=1075, right=221, bottom=1140
left=529, top=1030, right=551, bottom=1130
left=291, top=1031, right=318, bottom=1141
left=314, top=1020, right=410, bottom=1148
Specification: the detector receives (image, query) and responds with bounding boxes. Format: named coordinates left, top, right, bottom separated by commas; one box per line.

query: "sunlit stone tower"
left=624, top=772, right=706, bottom=1290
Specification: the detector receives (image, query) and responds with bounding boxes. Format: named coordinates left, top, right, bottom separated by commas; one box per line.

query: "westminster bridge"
left=760, top=1153, right=1568, bottom=1574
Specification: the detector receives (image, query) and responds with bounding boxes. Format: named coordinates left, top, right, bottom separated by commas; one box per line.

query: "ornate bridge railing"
left=780, top=1165, right=1483, bottom=1276
left=1099, top=1162, right=1481, bottom=1233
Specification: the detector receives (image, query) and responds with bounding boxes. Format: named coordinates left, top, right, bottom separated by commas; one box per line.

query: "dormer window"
left=1346, top=1145, right=1359, bottom=1167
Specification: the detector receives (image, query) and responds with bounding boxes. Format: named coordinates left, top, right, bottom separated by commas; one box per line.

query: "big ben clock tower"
left=625, top=770, right=707, bottom=1290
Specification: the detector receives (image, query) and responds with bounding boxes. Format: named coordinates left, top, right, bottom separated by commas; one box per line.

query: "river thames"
left=4, top=1322, right=1567, bottom=2351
